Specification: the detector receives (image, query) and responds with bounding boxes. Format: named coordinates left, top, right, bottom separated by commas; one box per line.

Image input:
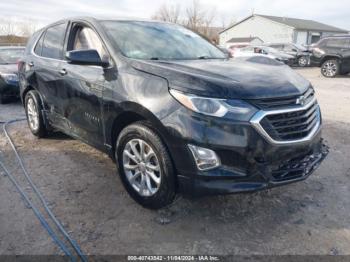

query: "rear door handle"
left=59, top=68, right=67, bottom=76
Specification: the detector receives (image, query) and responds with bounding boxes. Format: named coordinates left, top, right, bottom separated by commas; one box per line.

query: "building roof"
left=226, top=36, right=263, bottom=43
left=259, top=14, right=348, bottom=33
left=220, top=14, right=348, bottom=34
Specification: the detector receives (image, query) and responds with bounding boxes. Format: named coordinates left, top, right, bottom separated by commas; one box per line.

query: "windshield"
left=101, top=21, right=225, bottom=60
left=0, top=48, right=24, bottom=64
left=293, top=43, right=307, bottom=51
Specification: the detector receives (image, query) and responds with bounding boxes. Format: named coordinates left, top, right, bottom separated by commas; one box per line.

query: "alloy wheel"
left=122, top=139, right=161, bottom=197
left=322, top=61, right=337, bottom=77
left=298, top=56, right=307, bottom=67
left=27, top=97, right=39, bottom=131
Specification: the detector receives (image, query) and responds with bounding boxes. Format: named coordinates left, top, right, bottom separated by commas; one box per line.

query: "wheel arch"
left=321, top=55, right=342, bottom=65
left=107, top=103, right=180, bottom=189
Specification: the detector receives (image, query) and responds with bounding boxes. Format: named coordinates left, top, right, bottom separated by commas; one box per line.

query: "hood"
left=0, top=64, right=18, bottom=74
left=130, top=58, right=310, bottom=99
left=274, top=52, right=294, bottom=59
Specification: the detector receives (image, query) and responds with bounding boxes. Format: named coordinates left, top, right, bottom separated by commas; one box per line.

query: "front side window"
left=0, top=48, right=25, bottom=64
left=71, top=27, right=107, bottom=58
left=101, top=21, right=225, bottom=60
left=42, top=23, right=67, bottom=59
left=34, top=32, right=45, bottom=56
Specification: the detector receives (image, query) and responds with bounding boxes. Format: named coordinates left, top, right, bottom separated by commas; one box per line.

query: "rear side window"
left=325, top=38, right=349, bottom=48
left=42, top=23, right=67, bottom=59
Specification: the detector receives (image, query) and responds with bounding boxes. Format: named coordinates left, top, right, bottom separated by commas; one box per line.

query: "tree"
left=151, top=0, right=219, bottom=42
left=151, top=3, right=181, bottom=24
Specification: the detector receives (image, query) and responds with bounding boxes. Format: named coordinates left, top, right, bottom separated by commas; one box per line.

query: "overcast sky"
left=0, top=0, right=349, bottom=31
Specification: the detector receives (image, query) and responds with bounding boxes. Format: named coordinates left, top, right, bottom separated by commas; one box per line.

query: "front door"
left=60, top=23, right=109, bottom=147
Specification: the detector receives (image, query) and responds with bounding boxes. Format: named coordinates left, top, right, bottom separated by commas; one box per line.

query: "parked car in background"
left=234, top=45, right=295, bottom=65
left=310, top=35, right=350, bottom=77
left=217, top=45, right=232, bottom=58
left=265, top=43, right=311, bottom=67
left=227, top=43, right=249, bottom=57
left=19, top=17, right=327, bottom=209
left=0, top=46, right=25, bottom=103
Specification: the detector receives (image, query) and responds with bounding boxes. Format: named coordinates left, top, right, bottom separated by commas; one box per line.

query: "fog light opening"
left=188, top=144, right=221, bottom=171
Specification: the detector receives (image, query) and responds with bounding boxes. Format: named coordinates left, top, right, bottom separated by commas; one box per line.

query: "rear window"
left=41, top=23, right=67, bottom=59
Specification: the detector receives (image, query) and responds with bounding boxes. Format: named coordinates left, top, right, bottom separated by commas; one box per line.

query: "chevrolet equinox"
left=19, top=17, right=328, bottom=209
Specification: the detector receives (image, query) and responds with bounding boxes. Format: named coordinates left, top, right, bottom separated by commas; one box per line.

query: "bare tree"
left=184, top=0, right=218, bottom=41
left=151, top=3, right=181, bottom=24
left=151, top=0, right=219, bottom=42
left=17, top=20, right=38, bottom=37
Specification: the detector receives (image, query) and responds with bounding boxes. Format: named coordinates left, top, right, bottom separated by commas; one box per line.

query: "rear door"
left=31, top=22, right=69, bottom=128
left=59, top=22, right=109, bottom=147
left=341, top=38, right=350, bottom=72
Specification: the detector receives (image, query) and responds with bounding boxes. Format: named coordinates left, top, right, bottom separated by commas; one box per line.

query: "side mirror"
left=66, top=49, right=110, bottom=68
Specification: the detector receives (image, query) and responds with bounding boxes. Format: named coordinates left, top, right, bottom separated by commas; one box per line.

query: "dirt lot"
left=0, top=68, right=350, bottom=256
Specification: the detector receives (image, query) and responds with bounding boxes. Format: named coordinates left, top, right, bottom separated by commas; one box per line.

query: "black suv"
left=266, top=43, right=311, bottom=67
left=310, top=35, right=350, bottom=77
left=19, top=17, right=327, bottom=209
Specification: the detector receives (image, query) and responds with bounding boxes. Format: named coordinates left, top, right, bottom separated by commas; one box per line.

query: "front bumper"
left=161, top=105, right=328, bottom=197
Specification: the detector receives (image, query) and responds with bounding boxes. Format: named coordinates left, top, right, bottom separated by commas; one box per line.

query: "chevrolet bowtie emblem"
left=296, top=95, right=306, bottom=106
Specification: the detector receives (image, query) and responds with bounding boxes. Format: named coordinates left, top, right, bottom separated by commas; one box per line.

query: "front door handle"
left=28, top=62, right=34, bottom=67
left=59, top=68, right=67, bottom=76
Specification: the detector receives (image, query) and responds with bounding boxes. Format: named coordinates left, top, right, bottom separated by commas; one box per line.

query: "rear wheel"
left=321, top=59, right=339, bottom=77
left=116, top=122, right=176, bottom=209
left=25, top=90, right=48, bottom=137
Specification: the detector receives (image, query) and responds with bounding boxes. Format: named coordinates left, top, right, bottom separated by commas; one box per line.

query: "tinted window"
left=72, top=27, right=107, bottom=57
left=102, top=21, right=225, bottom=60
left=270, top=44, right=283, bottom=50
left=42, top=23, right=67, bottom=59
left=34, top=32, right=45, bottom=56
left=325, top=38, right=349, bottom=48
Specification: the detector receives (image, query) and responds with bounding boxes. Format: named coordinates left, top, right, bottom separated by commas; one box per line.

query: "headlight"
left=1, top=73, right=18, bottom=83
left=170, top=89, right=257, bottom=120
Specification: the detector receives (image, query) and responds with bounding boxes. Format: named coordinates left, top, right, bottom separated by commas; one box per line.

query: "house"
left=219, top=14, right=349, bottom=46
left=225, top=36, right=263, bottom=48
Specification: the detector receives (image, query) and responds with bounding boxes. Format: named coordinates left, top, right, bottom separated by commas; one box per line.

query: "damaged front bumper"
left=180, top=139, right=328, bottom=196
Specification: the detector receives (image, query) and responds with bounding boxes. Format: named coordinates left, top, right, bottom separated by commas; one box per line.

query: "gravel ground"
left=0, top=68, right=349, bottom=256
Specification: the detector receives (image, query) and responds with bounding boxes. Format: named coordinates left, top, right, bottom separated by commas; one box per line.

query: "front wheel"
left=321, top=59, right=339, bottom=78
left=25, top=90, right=48, bottom=137
left=298, top=56, right=308, bottom=67
left=115, top=122, right=176, bottom=209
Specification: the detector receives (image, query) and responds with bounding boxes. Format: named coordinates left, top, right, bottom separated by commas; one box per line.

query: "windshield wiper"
left=150, top=57, right=159, bottom=60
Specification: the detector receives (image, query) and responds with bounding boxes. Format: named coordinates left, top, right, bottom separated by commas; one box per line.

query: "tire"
left=115, top=121, right=176, bottom=209
left=321, top=59, right=340, bottom=78
left=298, top=56, right=308, bottom=67
left=25, top=90, right=48, bottom=138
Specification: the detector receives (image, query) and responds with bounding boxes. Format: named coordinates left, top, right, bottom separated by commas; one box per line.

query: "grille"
left=249, top=88, right=315, bottom=110
left=259, top=101, right=320, bottom=141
